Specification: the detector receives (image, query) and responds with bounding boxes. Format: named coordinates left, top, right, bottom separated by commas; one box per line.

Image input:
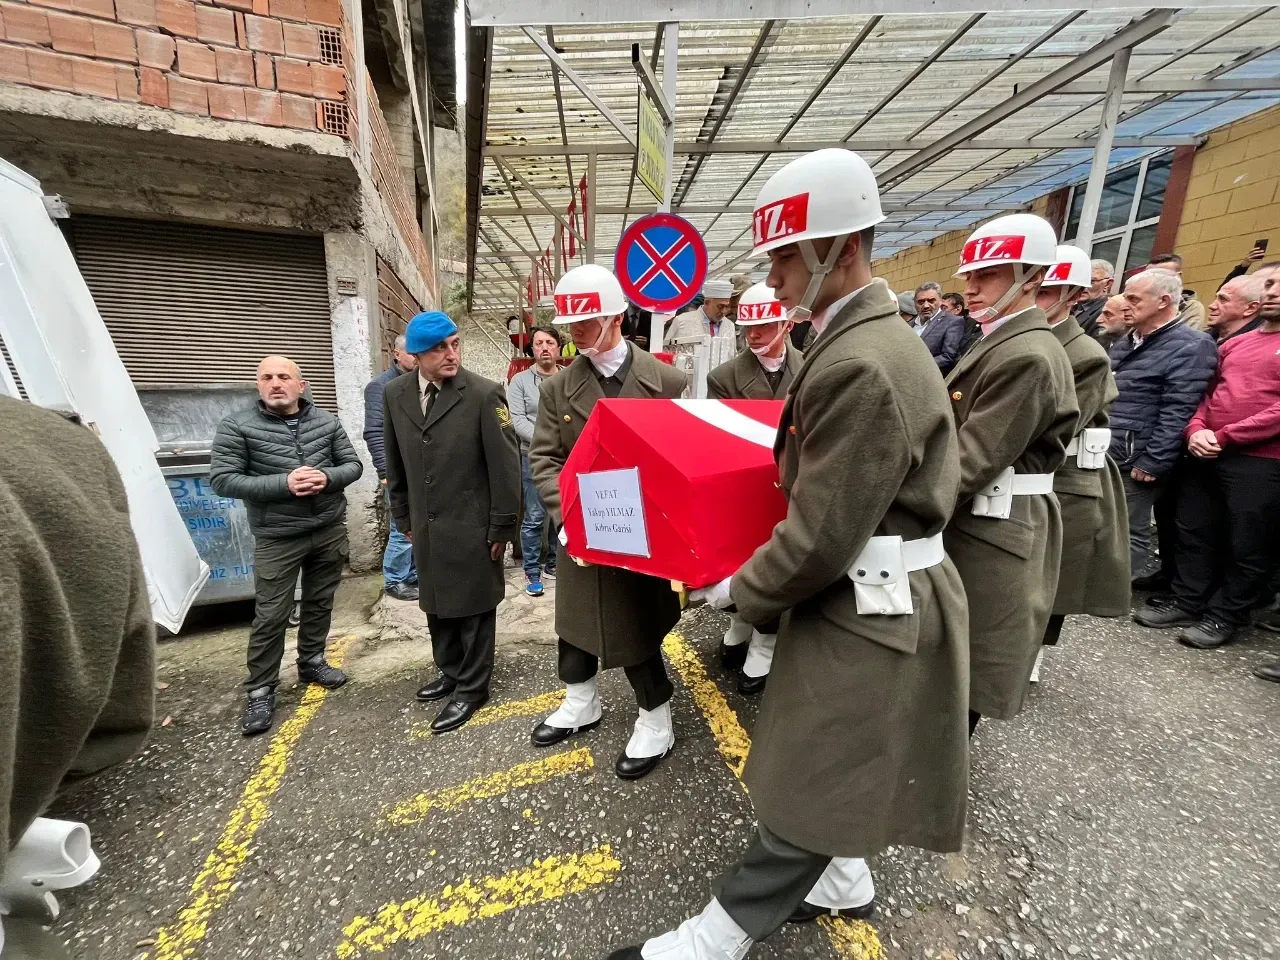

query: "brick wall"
left=875, top=228, right=970, bottom=297
left=366, top=72, right=434, bottom=297
left=1172, top=104, right=1280, bottom=295
left=0, top=0, right=345, bottom=132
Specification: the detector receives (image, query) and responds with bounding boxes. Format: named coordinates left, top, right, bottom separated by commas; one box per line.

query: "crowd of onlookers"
left=898, top=243, right=1280, bottom=683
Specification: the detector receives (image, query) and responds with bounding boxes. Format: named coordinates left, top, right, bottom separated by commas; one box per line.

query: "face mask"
left=577, top=318, right=611, bottom=357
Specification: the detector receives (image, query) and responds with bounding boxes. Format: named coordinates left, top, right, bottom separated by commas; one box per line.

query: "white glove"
left=689, top=576, right=734, bottom=610
left=557, top=527, right=568, bottom=547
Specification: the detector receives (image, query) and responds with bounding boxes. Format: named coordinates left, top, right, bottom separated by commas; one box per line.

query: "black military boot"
left=298, top=658, right=349, bottom=689
left=242, top=689, right=276, bottom=736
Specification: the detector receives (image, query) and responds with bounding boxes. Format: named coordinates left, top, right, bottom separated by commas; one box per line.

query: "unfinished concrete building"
left=0, top=0, right=454, bottom=570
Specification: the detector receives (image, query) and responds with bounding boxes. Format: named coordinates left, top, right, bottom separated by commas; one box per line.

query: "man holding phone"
left=1222, top=238, right=1269, bottom=288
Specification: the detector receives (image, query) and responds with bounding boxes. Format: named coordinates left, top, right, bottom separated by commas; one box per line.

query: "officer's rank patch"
left=496, top=406, right=513, bottom=428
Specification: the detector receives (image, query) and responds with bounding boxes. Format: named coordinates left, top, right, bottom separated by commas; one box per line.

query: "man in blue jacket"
left=1108, top=269, right=1218, bottom=583
left=363, top=335, right=419, bottom=601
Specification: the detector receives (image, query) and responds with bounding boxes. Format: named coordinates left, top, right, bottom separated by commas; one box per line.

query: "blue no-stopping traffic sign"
left=614, top=213, right=709, bottom=313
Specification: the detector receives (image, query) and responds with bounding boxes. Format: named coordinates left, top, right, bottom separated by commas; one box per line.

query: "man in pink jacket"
left=1134, top=263, right=1280, bottom=664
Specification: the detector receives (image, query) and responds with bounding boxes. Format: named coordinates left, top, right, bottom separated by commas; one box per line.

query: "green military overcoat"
left=942, top=308, right=1078, bottom=720
left=529, top=345, right=689, bottom=667
left=1050, top=317, right=1131, bottom=616
left=733, top=281, right=971, bottom=858
left=384, top=367, right=521, bottom=619
left=705, top=342, right=804, bottom=400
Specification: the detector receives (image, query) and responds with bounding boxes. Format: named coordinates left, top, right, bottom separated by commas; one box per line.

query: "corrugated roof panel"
left=471, top=8, right=1280, bottom=310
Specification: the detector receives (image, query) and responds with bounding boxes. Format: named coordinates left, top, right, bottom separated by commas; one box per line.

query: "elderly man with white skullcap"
left=667, top=278, right=738, bottom=350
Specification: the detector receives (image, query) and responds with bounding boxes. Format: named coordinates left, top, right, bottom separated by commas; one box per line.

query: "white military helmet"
left=955, top=213, right=1059, bottom=321
left=955, top=213, right=1058, bottom=275
left=1042, top=243, right=1092, bottom=289
left=551, top=263, right=627, bottom=324
left=735, top=282, right=785, bottom=326
left=750, top=148, right=886, bottom=322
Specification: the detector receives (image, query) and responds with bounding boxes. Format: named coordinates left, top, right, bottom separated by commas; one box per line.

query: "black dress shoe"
left=385, top=582, right=419, bottom=602
left=416, top=677, right=457, bottom=702
left=530, top=718, right=601, bottom=748
left=787, top=898, right=876, bottom=924
left=605, top=949, right=643, bottom=960
left=1255, top=610, right=1280, bottom=634
left=615, top=745, right=672, bottom=781
left=738, top=673, right=768, bottom=696
left=1132, top=571, right=1172, bottom=591
left=1132, top=599, right=1198, bottom=629
left=1252, top=660, right=1280, bottom=683
left=1178, top=617, right=1235, bottom=649
left=431, top=698, right=486, bottom=734
left=720, top=641, right=748, bottom=671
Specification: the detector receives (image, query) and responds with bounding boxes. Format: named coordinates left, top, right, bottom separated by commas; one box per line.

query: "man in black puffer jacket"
left=1109, top=270, right=1217, bottom=583
left=211, top=356, right=363, bottom=735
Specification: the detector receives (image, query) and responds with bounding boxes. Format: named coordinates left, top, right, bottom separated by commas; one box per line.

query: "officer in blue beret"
left=383, top=311, right=521, bottom=733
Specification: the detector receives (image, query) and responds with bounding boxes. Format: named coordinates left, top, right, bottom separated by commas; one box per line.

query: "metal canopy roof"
left=465, top=3, right=1280, bottom=314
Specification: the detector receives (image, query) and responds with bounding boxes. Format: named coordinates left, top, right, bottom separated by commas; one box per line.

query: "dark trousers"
left=1042, top=613, right=1066, bottom=647
left=557, top=639, right=673, bottom=710
left=1123, top=472, right=1169, bottom=580
left=427, top=608, right=497, bottom=702
left=246, top=523, right=346, bottom=692
left=968, top=710, right=981, bottom=739
left=1169, top=454, right=1280, bottom=625
left=1153, top=459, right=1185, bottom=581
left=712, top=822, right=832, bottom=942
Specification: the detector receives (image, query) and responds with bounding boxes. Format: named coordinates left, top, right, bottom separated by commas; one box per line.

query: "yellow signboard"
left=637, top=90, right=666, bottom=202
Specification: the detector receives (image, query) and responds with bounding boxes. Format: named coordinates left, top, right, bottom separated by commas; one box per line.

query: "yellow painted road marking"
left=662, top=633, right=751, bottom=780
left=408, top=689, right=564, bottom=740
left=663, top=632, right=886, bottom=960
left=150, top=636, right=353, bottom=960
left=384, top=748, right=594, bottom=827
left=335, top=846, right=621, bottom=958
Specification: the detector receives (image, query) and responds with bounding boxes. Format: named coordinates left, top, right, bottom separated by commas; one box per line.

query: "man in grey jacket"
left=507, top=326, right=561, bottom=597
left=210, top=356, right=363, bottom=736
left=363, top=335, right=419, bottom=601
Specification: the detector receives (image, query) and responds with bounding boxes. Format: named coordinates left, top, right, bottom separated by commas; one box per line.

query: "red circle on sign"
left=614, top=213, right=709, bottom=313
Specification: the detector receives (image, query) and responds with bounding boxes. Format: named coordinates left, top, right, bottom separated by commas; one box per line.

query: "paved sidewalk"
left=43, top=593, right=1280, bottom=960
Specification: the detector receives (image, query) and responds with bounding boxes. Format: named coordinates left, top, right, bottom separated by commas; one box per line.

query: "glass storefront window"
left=1124, top=223, right=1158, bottom=276
left=1092, top=238, right=1122, bottom=280
left=1064, top=153, right=1170, bottom=295
left=1138, top=156, right=1172, bottom=222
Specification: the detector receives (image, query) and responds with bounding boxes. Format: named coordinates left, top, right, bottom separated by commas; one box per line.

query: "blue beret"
left=404, top=311, right=458, bottom=354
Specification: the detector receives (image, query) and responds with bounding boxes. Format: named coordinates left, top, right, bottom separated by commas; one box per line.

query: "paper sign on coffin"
left=559, top=398, right=788, bottom=588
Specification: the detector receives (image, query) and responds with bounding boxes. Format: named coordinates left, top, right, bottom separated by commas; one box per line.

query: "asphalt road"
left=48, top=596, right=1280, bottom=960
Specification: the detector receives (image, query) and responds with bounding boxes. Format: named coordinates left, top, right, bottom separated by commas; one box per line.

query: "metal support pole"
left=553, top=227, right=563, bottom=281
left=660, top=22, right=677, bottom=213
left=586, top=149, right=597, bottom=262
left=1075, top=47, right=1131, bottom=254
left=651, top=22, right=678, bottom=353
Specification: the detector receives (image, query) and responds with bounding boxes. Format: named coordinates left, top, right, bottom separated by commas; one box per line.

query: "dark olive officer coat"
left=384, top=367, right=520, bottom=619
left=733, top=281, right=971, bottom=858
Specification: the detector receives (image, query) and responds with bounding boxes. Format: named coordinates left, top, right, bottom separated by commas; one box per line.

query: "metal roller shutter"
left=70, top=217, right=337, bottom=411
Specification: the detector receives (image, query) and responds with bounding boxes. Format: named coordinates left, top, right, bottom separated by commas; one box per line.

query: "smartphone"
left=1257, top=238, right=1269, bottom=252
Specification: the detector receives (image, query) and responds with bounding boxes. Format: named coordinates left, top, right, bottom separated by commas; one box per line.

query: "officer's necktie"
left=421, top=383, right=438, bottom=417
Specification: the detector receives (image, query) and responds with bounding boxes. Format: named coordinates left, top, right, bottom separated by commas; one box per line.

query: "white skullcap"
left=702, top=279, right=734, bottom=299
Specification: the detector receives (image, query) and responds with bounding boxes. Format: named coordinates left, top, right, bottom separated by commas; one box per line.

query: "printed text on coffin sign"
left=578, top=467, right=650, bottom=558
